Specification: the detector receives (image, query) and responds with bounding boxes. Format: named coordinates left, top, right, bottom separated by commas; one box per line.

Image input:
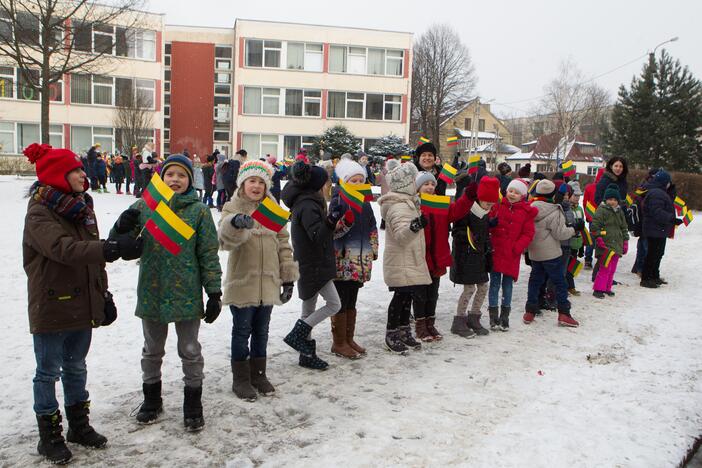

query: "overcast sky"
left=148, top=0, right=702, bottom=118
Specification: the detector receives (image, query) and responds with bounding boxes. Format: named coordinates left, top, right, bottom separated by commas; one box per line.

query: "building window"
left=263, top=41, right=281, bottom=67
left=93, top=24, right=114, bottom=54
left=384, top=94, right=401, bottom=121
left=214, top=104, right=230, bottom=123
left=386, top=49, right=403, bottom=76
left=245, top=39, right=263, bottom=67
left=364, top=138, right=378, bottom=152
left=215, top=46, right=232, bottom=58
left=115, top=28, right=156, bottom=60
left=241, top=133, right=279, bottom=159
left=327, top=91, right=401, bottom=121
left=367, top=48, right=385, bottom=75
left=287, top=42, right=304, bottom=70
left=262, top=88, right=280, bottom=114
left=93, top=127, right=113, bottom=152
left=214, top=130, right=230, bottom=142
left=71, top=126, right=92, bottom=154
left=587, top=166, right=599, bottom=176
left=0, top=121, right=15, bottom=154
left=70, top=74, right=92, bottom=104
left=17, top=69, right=39, bottom=101
left=365, top=93, right=383, bottom=120
left=243, top=87, right=261, bottom=114
left=347, top=47, right=366, bottom=74
left=136, top=79, right=154, bottom=108
left=329, top=45, right=403, bottom=76
left=329, top=46, right=347, bottom=73
left=464, top=118, right=471, bottom=130
left=478, top=119, right=485, bottom=132
left=0, top=66, right=15, bottom=98
left=216, top=59, right=231, bottom=70
left=284, top=89, right=320, bottom=117
left=215, top=72, right=231, bottom=84
left=304, top=43, right=323, bottom=71
left=285, top=89, right=302, bottom=116
left=304, top=90, right=321, bottom=117
left=92, top=75, right=114, bottom=105
left=347, top=92, right=364, bottom=119
left=15, top=11, right=40, bottom=45
left=14, top=123, right=62, bottom=150
left=327, top=91, right=345, bottom=118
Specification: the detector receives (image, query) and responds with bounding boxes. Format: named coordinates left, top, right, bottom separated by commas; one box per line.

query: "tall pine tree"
left=607, top=51, right=702, bottom=173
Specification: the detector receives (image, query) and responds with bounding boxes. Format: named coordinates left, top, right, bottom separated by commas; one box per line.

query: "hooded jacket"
left=591, top=202, right=629, bottom=256
left=641, top=179, right=676, bottom=239
left=489, top=197, right=537, bottom=281
left=421, top=191, right=473, bottom=277
left=583, top=168, right=604, bottom=222
left=527, top=200, right=576, bottom=262
left=450, top=202, right=491, bottom=285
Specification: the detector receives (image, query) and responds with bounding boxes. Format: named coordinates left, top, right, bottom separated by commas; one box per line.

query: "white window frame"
left=304, top=43, right=323, bottom=72
left=347, top=46, right=367, bottom=75
left=383, top=94, right=402, bottom=121
left=135, top=78, right=155, bottom=109
left=263, top=40, right=282, bottom=68
left=92, top=75, right=114, bottom=106
left=213, top=129, right=230, bottom=142
left=0, top=66, right=15, bottom=99
left=346, top=92, right=365, bottom=119
left=214, top=104, right=230, bottom=123
left=92, top=24, right=115, bottom=55
left=0, top=121, right=16, bottom=154
left=328, top=45, right=404, bottom=77
left=386, top=49, right=404, bottom=76
left=303, top=89, right=321, bottom=117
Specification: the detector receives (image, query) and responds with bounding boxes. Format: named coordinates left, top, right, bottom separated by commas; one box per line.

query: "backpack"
left=627, top=196, right=643, bottom=237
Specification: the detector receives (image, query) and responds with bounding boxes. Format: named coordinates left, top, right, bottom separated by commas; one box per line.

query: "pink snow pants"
left=593, top=255, right=619, bottom=293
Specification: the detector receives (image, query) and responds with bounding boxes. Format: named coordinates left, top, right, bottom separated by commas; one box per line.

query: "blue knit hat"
left=653, top=169, right=671, bottom=187
left=161, top=154, right=194, bottom=187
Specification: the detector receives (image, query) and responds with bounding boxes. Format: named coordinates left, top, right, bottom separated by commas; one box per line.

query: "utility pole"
left=492, top=124, right=499, bottom=171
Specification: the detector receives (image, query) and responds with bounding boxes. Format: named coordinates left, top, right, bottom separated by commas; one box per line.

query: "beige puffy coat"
left=378, top=192, right=431, bottom=288
left=218, top=193, right=299, bottom=307
left=527, top=200, right=576, bottom=262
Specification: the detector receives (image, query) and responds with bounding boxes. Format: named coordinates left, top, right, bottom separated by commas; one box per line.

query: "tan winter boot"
left=346, top=308, right=366, bottom=355
left=330, top=312, right=361, bottom=359
left=415, top=317, right=434, bottom=342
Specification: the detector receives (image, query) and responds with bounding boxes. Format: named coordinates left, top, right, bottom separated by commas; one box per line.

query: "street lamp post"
left=651, top=36, right=679, bottom=57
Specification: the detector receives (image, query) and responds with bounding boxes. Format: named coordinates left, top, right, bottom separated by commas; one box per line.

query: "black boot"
left=466, top=314, right=489, bottom=336
left=283, top=319, right=315, bottom=356
left=384, top=329, right=409, bottom=354
left=488, top=306, right=500, bottom=330
left=231, top=360, right=257, bottom=401
left=499, top=306, right=511, bottom=331
left=136, top=381, right=163, bottom=425
left=65, top=401, right=107, bottom=448
left=298, top=340, right=328, bottom=370
left=183, top=386, right=204, bottom=432
left=398, top=325, right=421, bottom=350
left=36, top=411, right=72, bottom=464
left=250, top=357, right=275, bottom=396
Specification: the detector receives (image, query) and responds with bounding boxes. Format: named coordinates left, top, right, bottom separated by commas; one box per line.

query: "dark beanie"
left=291, top=161, right=328, bottom=191
left=604, top=183, right=621, bottom=201
left=415, top=142, right=437, bottom=158
left=653, top=169, right=671, bottom=187
left=161, top=154, right=194, bottom=187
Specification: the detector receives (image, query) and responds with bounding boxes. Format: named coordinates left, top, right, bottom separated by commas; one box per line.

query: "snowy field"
left=0, top=174, right=701, bottom=467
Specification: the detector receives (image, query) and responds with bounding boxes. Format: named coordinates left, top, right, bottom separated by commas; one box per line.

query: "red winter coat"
left=488, top=198, right=537, bottom=281
left=421, top=192, right=473, bottom=277
left=583, top=168, right=604, bottom=222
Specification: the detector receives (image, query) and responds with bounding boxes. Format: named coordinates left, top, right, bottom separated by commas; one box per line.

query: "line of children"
left=218, top=160, right=299, bottom=400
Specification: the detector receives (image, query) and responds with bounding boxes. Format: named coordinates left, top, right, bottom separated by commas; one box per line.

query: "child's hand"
left=114, top=208, right=141, bottom=234
left=280, top=283, right=294, bottom=304
left=343, top=209, right=355, bottom=226
left=596, top=237, right=606, bottom=250
left=204, top=292, right=222, bottom=324
left=409, top=215, right=428, bottom=233
left=102, top=291, right=117, bottom=326
left=488, top=217, right=498, bottom=228
left=231, top=214, right=254, bottom=229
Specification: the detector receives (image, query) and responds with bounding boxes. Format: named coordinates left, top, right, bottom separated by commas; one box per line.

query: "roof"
left=234, top=18, right=412, bottom=36
left=519, top=133, right=602, bottom=162
left=454, top=128, right=502, bottom=140
left=440, top=101, right=475, bottom=127
left=475, top=142, right=520, bottom=154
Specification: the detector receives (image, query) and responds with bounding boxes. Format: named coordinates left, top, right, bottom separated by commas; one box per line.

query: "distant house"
left=506, top=133, right=603, bottom=176
left=472, top=141, right=520, bottom=170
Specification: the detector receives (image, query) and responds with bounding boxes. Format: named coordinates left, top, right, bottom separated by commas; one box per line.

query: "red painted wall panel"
left=63, top=74, right=70, bottom=105
left=403, top=49, right=410, bottom=79
left=63, top=124, right=70, bottom=148
left=170, top=41, right=214, bottom=158
left=156, top=31, right=162, bottom=63
left=401, top=95, right=408, bottom=123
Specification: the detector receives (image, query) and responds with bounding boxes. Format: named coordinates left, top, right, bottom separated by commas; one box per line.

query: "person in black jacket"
left=202, top=155, right=215, bottom=207
left=640, top=169, right=682, bottom=288
left=496, top=162, right=513, bottom=195
left=595, top=157, right=629, bottom=205
left=413, top=142, right=447, bottom=196
left=112, top=155, right=126, bottom=194
left=281, top=161, right=343, bottom=371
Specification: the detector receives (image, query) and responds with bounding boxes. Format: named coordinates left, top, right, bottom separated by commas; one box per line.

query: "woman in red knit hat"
left=22, top=143, right=141, bottom=464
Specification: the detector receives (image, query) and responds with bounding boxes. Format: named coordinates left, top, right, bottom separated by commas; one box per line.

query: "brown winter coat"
left=219, top=192, right=299, bottom=307
left=23, top=198, right=107, bottom=334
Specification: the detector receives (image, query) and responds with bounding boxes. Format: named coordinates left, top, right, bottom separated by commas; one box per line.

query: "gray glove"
left=231, top=214, right=254, bottom=229
left=280, top=283, right=294, bottom=304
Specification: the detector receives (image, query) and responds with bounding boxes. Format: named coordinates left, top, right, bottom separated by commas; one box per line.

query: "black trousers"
left=642, top=237, right=666, bottom=281
left=334, top=280, right=361, bottom=310
left=412, top=276, right=440, bottom=319
left=387, top=287, right=417, bottom=330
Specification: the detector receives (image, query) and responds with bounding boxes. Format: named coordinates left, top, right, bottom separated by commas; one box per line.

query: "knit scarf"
left=32, top=183, right=99, bottom=237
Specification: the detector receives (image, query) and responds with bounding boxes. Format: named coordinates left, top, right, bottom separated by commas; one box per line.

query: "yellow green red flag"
left=251, top=196, right=290, bottom=232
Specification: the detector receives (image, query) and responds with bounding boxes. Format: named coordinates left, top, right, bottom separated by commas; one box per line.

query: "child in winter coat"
left=281, top=161, right=343, bottom=370
left=112, top=155, right=126, bottom=194
left=523, top=179, right=583, bottom=327
left=111, top=154, right=222, bottom=431
left=218, top=160, right=299, bottom=400
left=591, top=184, right=630, bottom=297
left=450, top=176, right=500, bottom=337
left=414, top=170, right=474, bottom=341
left=327, top=159, right=379, bottom=358
left=582, top=168, right=604, bottom=269
left=22, top=143, right=141, bottom=464
left=566, top=181, right=585, bottom=295
left=378, top=160, right=431, bottom=354
left=487, top=178, right=536, bottom=331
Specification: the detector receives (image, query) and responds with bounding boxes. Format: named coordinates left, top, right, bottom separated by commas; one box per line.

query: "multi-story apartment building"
left=0, top=8, right=165, bottom=157
left=164, top=19, right=412, bottom=159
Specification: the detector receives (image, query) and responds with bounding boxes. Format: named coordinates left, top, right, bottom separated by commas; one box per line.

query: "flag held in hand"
left=251, top=196, right=290, bottom=232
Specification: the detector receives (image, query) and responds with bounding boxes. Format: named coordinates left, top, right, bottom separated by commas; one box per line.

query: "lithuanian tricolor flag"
left=346, top=183, right=373, bottom=202
left=420, top=193, right=450, bottom=214
left=467, top=155, right=481, bottom=175
left=339, top=181, right=365, bottom=213
left=581, top=226, right=593, bottom=247
left=251, top=196, right=290, bottom=233
left=142, top=173, right=195, bottom=256
left=682, top=206, right=694, bottom=226
left=561, top=160, right=575, bottom=178
left=418, top=136, right=430, bottom=144
left=401, top=155, right=412, bottom=161
left=634, top=187, right=647, bottom=196
left=585, top=201, right=597, bottom=219
left=603, top=249, right=616, bottom=268
left=674, top=196, right=686, bottom=215
left=438, top=163, right=457, bottom=184
left=567, top=257, right=583, bottom=278
left=446, top=136, right=459, bottom=147
left=625, top=194, right=634, bottom=207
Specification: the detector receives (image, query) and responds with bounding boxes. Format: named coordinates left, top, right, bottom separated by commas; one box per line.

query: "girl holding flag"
left=328, top=158, right=379, bottom=359
left=111, top=154, right=222, bottom=432
left=218, top=160, right=299, bottom=400
left=591, top=184, right=630, bottom=298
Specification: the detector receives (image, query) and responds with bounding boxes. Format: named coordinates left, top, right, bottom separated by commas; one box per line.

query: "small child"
left=566, top=181, right=585, bottom=295
left=281, top=161, right=342, bottom=370
left=414, top=170, right=474, bottom=341
left=592, top=184, right=629, bottom=298
left=450, top=176, right=500, bottom=337
left=328, top=159, right=379, bottom=358
left=523, top=179, right=583, bottom=327
left=487, top=178, right=536, bottom=331
left=218, top=160, right=298, bottom=400
left=378, top=160, right=431, bottom=354
left=112, top=154, right=222, bottom=431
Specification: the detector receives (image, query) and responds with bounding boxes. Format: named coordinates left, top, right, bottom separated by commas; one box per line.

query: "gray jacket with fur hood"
left=527, top=200, right=576, bottom=262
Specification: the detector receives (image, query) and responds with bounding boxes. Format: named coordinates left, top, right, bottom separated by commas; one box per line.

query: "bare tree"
left=539, top=59, right=611, bottom=162
left=113, top=81, right=152, bottom=154
left=0, top=0, right=145, bottom=144
left=411, top=24, right=476, bottom=154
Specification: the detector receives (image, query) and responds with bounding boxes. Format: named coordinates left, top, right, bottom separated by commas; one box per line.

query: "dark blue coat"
left=641, top=179, right=675, bottom=239
left=595, top=170, right=628, bottom=205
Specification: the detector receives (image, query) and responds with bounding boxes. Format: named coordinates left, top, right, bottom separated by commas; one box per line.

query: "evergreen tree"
left=367, top=134, right=412, bottom=158
left=309, top=125, right=361, bottom=162
left=606, top=51, right=702, bottom=173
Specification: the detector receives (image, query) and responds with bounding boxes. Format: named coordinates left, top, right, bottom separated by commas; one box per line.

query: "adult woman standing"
left=594, top=157, right=629, bottom=205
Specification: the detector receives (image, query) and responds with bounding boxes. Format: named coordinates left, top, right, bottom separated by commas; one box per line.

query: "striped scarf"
left=32, top=183, right=98, bottom=237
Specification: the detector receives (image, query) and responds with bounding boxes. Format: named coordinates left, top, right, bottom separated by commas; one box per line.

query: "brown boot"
left=330, top=312, right=360, bottom=359
left=415, top=318, right=434, bottom=342
left=426, top=316, right=443, bottom=341
left=346, top=308, right=366, bottom=355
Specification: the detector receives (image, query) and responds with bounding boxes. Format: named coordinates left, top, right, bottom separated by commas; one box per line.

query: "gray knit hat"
left=567, top=180, right=583, bottom=196
left=386, top=159, right=418, bottom=195
left=415, top=170, right=437, bottom=191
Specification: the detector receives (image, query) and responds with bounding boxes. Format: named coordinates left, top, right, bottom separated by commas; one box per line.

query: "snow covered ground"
left=0, top=174, right=701, bottom=467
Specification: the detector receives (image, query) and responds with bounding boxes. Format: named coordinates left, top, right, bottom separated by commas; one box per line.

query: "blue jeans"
left=488, top=272, right=514, bottom=308
left=231, top=305, right=272, bottom=362
left=634, top=237, right=648, bottom=273
left=33, top=329, right=92, bottom=415
left=527, top=257, right=571, bottom=312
